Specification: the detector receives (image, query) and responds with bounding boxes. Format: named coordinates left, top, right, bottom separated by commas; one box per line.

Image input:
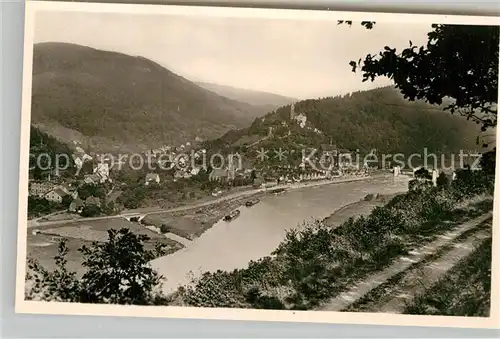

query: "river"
left=151, top=174, right=410, bottom=294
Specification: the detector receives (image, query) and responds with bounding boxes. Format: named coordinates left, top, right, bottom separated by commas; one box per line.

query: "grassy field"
left=27, top=232, right=93, bottom=276
left=27, top=218, right=183, bottom=277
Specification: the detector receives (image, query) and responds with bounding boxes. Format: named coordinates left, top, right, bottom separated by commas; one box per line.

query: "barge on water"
left=223, top=209, right=241, bottom=221
left=245, top=198, right=260, bottom=207
left=270, top=188, right=287, bottom=195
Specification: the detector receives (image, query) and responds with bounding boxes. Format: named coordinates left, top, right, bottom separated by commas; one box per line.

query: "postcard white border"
left=16, top=0, right=500, bottom=329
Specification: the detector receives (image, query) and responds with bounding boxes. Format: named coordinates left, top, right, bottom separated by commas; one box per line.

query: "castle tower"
left=268, top=126, right=273, bottom=137
left=290, top=103, right=296, bottom=120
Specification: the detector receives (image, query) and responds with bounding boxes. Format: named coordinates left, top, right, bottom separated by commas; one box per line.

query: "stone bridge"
left=121, top=213, right=148, bottom=222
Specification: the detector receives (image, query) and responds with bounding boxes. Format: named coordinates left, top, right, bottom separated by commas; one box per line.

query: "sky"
left=34, top=11, right=432, bottom=100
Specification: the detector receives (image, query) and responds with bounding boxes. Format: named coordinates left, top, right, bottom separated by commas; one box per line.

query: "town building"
left=209, top=168, right=229, bottom=182
left=106, top=190, right=123, bottom=204
left=84, top=174, right=101, bottom=185
left=58, top=184, right=79, bottom=199
left=82, top=154, right=93, bottom=162
left=73, top=156, right=83, bottom=170
left=293, top=113, right=307, bottom=128
left=190, top=167, right=201, bottom=176
left=71, top=190, right=79, bottom=200
left=145, top=173, right=160, bottom=186
left=69, top=198, right=84, bottom=213
left=44, top=188, right=68, bottom=203
left=29, top=182, right=56, bottom=198
left=93, top=163, right=110, bottom=183
left=57, top=184, right=73, bottom=195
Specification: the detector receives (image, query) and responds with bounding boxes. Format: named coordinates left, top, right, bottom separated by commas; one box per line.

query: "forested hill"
left=207, top=86, right=481, bottom=156
left=31, top=42, right=268, bottom=152
left=29, top=125, right=76, bottom=178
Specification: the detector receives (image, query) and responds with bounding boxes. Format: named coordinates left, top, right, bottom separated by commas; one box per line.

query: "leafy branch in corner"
left=343, top=22, right=498, bottom=133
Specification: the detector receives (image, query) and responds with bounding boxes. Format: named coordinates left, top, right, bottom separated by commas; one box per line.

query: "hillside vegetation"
left=208, top=87, right=480, bottom=158
left=31, top=42, right=268, bottom=152
left=29, top=125, right=76, bottom=179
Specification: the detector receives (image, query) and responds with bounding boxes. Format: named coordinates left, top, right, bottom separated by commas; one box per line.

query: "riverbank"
left=27, top=174, right=408, bottom=297
left=32, top=173, right=383, bottom=228
left=134, top=173, right=379, bottom=215
left=174, top=180, right=493, bottom=311
left=322, top=193, right=399, bottom=228
left=141, top=191, right=268, bottom=240
left=141, top=174, right=392, bottom=242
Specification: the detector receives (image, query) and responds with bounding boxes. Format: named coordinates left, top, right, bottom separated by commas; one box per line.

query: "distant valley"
left=30, top=42, right=275, bottom=152
left=195, top=81, right=297, bottom=113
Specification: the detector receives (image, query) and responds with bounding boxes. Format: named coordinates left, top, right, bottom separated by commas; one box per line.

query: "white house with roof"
left=293, top=113, right=307, bottom=128
left=82, top=154, right=93, bottom=162
left=93, top=163, right=110, bottom=183
left=69, top=198, right=84, bottom=213
left=73, top=156, right=83, bottom=169
left=209, top=168, right=229, bottom=182
left=44, top=188, right=68, bottom=203
left=145, top=173, right=160, bottom=186
left=191, top=167, right=201, bottom=176
left=84, top=174, right=101, bottom=185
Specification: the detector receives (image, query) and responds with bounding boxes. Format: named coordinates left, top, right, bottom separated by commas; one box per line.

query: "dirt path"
left=349, top=226, right=492, bottom=313
left=316, top=212, right=493, bottom=312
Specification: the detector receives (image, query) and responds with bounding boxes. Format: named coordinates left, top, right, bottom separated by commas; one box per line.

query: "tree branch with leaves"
left=340, top=21, right=499, bottom=132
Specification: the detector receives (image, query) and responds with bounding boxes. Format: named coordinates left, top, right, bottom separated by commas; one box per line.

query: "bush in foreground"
left=26, top=228, right=167, bottom=305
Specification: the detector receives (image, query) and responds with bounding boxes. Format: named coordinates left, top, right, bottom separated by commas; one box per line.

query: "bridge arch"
left=121, top=213, right=147, bottom=222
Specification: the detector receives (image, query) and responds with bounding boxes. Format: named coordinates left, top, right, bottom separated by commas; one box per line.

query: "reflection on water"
left=151, top=175, right=410, bottom=293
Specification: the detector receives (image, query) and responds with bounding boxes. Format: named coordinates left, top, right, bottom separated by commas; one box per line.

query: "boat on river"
left=245, top=198, right=260, bottom=207
left=223, top=209, right=241, bottom=221
left=270, top=188, right=287, bottom=195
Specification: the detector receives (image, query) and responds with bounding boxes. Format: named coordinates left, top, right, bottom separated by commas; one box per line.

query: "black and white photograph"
left=16, top=1, right=499, bottom=328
